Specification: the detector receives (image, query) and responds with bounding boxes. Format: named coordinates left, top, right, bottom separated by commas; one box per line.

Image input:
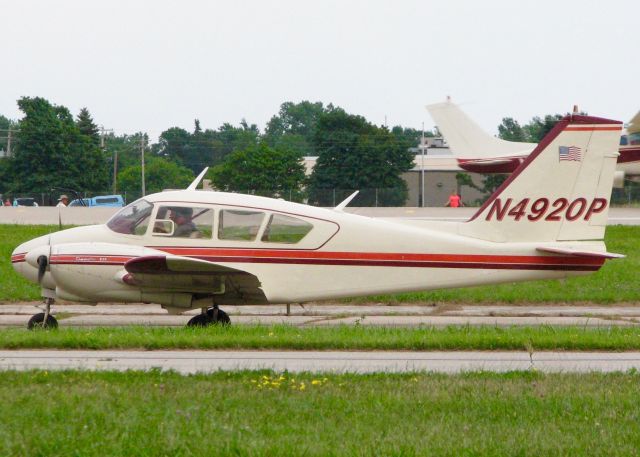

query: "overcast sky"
left=1, top=0, right=637, bottom=139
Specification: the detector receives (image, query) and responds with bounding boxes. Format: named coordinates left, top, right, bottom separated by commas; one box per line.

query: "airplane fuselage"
left=12, top=191, right=606, bottom=311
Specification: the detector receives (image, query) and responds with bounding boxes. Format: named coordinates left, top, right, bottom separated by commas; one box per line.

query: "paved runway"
left=2, top=350, right=640, bottom=373
left=2, top=303, right=639, bottom=327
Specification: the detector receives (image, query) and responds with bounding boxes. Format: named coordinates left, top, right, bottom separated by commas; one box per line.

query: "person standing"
left=445, top=190, right=463, bottom=208
left=56, top=195, right=69, bottom=207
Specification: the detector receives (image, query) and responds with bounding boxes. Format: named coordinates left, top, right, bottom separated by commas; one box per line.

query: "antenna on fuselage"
left=186, top=167, right=209, bottom=191
left=334, top=190, right=359, bottom=212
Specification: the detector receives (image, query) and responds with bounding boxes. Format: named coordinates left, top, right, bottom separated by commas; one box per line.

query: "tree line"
left=0, top=96, right=569, bottom=206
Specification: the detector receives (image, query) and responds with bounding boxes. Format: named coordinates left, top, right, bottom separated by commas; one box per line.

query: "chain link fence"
left=4, top=185, right=640, bottom=207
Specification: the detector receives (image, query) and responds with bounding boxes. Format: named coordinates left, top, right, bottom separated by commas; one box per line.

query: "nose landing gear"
left=186, top=305, right=231, bottom=327
left=27, top=297, right=58, bottom=330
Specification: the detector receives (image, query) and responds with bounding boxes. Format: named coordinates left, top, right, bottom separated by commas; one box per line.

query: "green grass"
left=4, top=324, right=640, bottom=350
left=1, top=224, right=639, bottom=303
left=0, top=225, right=58, bottom=301
left=1, top=370, right=640, bottom=456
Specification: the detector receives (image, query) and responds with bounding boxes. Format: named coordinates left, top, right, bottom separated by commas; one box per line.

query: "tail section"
left=460, top=115, right=623, bottom=243
left=426, top=100, right=537, bottom=158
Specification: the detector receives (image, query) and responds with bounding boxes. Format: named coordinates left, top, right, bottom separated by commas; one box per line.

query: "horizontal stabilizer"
left=536, top=247, right=625, bottom=259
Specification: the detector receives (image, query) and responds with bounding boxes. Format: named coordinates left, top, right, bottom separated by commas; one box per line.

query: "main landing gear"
left=186, top=305, right=231, bottom=327
left=27, top=297, right=58, bottom=330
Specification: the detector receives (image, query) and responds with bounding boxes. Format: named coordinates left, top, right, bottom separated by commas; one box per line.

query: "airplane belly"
left=242, top=264, right=576, bottom=303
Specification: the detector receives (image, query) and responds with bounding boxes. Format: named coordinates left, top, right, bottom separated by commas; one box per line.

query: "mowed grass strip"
left=1, top=370, right=640, bottom=456
left=4, top=325, right=640, bottom=350
left=1, top=224, right=638, bottom=303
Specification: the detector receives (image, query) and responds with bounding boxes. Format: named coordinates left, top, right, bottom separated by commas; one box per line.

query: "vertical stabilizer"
left=460, top=115, right=622, bottom=242
left=427, top=100, right=537, bottom=158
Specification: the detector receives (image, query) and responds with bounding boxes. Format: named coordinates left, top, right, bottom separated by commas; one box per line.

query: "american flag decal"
left=559, top=146, right=582, bottom=161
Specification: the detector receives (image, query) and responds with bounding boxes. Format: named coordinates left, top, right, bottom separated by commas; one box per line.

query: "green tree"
left=6, top=97, right=109, bottom=193
left=155, top=127, right=192, bottom=165
left=264, top=101, right=330, bottom=156
left=76, top=107, right=100, bottom=144
left=74, top=107, right=109, bottom=190
left=0, top=114, right=17, bottom=157
left=210, top=142, right=306, bottom=200
left=391, top=126, right=434, bottom=148
left=117, top=156, right=194, bottom=194
left=524, top=114, right=563, bottom=142
left=497, top=117, right=526, bottom=142
left=308, top=109, right=414, bottom=206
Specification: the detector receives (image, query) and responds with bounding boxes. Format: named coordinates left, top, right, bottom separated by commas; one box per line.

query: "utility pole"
left=421, top=122, right=425, bottom=208
left=0, top=129, right=17, bottom=157
left=140, top=136, right=146, bottom=197
left=98, top=126, right=115, bottom=194
left=7, top=129, right=12, bottom=157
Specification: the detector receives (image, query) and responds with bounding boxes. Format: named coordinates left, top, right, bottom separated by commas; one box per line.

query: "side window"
left=153, top=206, right=213, bottom=238
left=218, top=210, right=265, bottom=241
left=262, top=214, right=313, bottom=244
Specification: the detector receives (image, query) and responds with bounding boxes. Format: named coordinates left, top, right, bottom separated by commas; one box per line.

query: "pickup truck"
left=68, top=195, right=125, bottom=207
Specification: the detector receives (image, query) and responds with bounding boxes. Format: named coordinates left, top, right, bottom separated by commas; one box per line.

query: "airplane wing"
left=123, top=255, right=268, bottom=304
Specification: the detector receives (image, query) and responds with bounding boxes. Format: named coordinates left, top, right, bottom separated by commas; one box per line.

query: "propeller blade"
left=37, top=255, right=48, bottom=284
left=37, top=235, right=52, bottom=285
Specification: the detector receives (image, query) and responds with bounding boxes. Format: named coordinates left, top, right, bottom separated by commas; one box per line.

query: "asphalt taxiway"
left=1, top=303, right=639, bottom=327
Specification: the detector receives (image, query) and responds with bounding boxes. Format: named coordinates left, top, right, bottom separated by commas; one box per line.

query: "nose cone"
left=12, top=234, right=51, bottom=285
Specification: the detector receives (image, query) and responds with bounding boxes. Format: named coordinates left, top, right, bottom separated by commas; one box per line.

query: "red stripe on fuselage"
left=47, top=249, right=604, bottom=272
left=10, top=253, right=26, bottom=263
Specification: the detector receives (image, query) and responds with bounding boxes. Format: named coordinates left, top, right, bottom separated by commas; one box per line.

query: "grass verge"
left=2, top=224, right=639, bottom=303
left=1, top=370, right=639, bottom=456
left=3, top=324, right=640, bottom=350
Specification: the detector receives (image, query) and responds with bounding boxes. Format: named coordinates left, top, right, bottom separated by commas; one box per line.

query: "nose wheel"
left=186, top=305, right=231, bottom=327
left=27, top=298, right=58, bottom=330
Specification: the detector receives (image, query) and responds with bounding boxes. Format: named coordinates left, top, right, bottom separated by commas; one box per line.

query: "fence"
left=4, top=185, right=640, bottom=208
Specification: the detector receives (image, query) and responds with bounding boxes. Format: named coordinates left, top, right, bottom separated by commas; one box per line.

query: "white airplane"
left=426, top=99, right=640, bottom=187
left=12, top=113, right=624, bottom=329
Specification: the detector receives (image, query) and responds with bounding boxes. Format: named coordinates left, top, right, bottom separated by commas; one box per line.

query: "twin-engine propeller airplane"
left=12, top=113, right=624, bottom=329
left=426, top=99, right=640, bottom=187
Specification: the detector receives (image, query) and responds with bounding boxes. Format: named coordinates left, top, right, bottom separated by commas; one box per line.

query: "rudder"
left=460, top=115, right=622, bottom=243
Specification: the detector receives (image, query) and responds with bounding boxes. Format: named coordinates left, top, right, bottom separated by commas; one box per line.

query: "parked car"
left=68, top=195, right=124, bottom=207
left=13, top=197, right=39, bottom=207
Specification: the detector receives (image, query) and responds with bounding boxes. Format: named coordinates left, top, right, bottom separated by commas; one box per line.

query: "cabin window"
left=218, top=210, right=265, bottom=241
left=261, top=214, right=313, bottom=244
left=629, top=133, right=640, bottom=146
left=107, top=199, right=153, bottom=235
left=153, top=206, right=213, bottom=238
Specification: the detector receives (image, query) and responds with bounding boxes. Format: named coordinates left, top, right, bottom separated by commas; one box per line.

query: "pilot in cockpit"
left=169, top=207, right=200, bottom=238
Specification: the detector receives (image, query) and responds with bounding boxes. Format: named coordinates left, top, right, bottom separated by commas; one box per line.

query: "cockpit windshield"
left=107, top=199, right=154, bottom=235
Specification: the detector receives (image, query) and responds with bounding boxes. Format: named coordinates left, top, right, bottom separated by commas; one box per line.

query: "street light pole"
left=421, top=122, right=425, bottom=207
left=140, top=137, right=146, bottom=197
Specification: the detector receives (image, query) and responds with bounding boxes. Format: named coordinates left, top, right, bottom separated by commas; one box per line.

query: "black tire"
left=186, top=314, right=210, bottom=327
left=27, top=313, right=58, bottom=330
left=214, top=309, right=231, bottom=325
left=186, top=308, right=231, bottom=327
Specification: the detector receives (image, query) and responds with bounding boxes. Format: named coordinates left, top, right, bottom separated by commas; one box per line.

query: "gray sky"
left=1, top=0, right=637, bottom=139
